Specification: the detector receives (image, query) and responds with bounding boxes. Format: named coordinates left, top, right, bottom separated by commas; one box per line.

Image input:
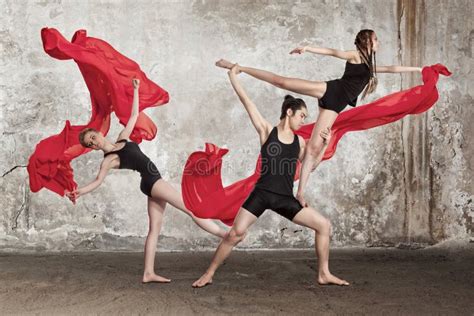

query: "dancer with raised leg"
left=192, top=65, right=348, bottom=288
left=66, top=79, right=226, bottom=284
left=215, top=29, right=422, bottom=207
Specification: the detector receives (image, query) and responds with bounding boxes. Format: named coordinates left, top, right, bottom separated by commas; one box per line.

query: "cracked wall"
left=0, top=0, right=472, bottom=251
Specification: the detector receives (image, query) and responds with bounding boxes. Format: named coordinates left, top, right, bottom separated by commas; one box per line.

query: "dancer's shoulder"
left=346, top=50, right=362, bottom=63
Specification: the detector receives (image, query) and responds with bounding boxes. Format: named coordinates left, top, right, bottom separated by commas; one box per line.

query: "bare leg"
left=192, top=208, right=258, bottom=288
left=142, top=197, right=171, bottom=283
left=151, top=179, right=226, bottom=238
left=216, top=59, right=327, bottom=98
left=296, top=108, right=339, bottom=206
left=292, top=207, right=349, bottom=286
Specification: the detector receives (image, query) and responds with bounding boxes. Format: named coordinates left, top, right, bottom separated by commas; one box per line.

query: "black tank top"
left=104, top=139, right=159, bottom=177
left=338, top=62, right=370, bottom=106
left=254, top=127, right=300, bottom=196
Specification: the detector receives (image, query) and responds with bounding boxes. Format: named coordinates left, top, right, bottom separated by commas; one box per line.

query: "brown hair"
left=79, top=128, right=98, bottom=147
left=280, top=95, right=307, bottom=119
left=354, top=29, right=378, bottom=98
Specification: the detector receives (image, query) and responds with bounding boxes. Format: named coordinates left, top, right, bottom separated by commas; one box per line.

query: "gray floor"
left=1, top=247, right=473, bottom=315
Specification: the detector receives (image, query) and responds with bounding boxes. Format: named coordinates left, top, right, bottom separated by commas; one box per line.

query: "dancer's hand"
left=65, top=191, right=75, bottom=204
left=296, top=193, right=308, bottom=208
left=320, top=127, right=332, bottom=145
left=65, top=190, right=77, bottom=204
left=65, top=189, right=82, bottom=204
left=132, top=78, right=140, bottom=89
left=290, top=46, right=306, bottom=55
left=216, top=59, right=235, bottom=70
left=228, top=63, right=241, bottom=76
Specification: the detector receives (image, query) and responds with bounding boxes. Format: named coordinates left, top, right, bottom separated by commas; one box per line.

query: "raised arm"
left=117, top=79, right=140, bottom=141
left=228, top=65, right=272, bottom=144
left=290, top=46, right=358, bottom=61
left=376, top=65, right=422, bottom=73
left=65, top=158, right=113, bottom=203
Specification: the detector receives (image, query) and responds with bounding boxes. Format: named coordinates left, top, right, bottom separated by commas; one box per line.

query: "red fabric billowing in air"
left=27, top=28, right=169, bottom=195
left=182, top=64, right=451, bottom=225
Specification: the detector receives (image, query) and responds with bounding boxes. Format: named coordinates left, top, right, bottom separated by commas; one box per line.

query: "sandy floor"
left=0, top=247, right=473, bottom=315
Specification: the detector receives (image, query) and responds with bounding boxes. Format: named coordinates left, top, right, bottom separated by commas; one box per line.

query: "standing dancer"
left=192, top=65, right=348, bottom=288
left=215, top=29, right=422, bottom=207
left=66, top=79, right=226, bottom=283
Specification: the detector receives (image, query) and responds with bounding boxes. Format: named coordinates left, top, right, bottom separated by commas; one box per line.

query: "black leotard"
left=243, top=127, right=303, bottom=220
left=319, top=61, right=371, bottom=113
left=104, top=139, right=161, bottom=197
left=254, top=127, right=300, bottom=196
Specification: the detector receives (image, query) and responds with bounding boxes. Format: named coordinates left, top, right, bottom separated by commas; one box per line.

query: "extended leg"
left=216, top=59, right=327, bottom=98
left=151, top=179, right=226, bottom=238
left=293, top=207, right=349, bottom=286
left=192, top=208, right=258, bottom=288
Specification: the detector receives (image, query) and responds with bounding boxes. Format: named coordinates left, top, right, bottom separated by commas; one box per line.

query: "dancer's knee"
left=306, top=141, right=324, bottom=158
left=320, top=218, right=331, bottom=236
left=313, top=217, right=331, bottom=236
left=147, top=217, right=163, bottom=234
left=147, top=225, right=161, bottom=237
left=226, top=227, right=247, bottom=245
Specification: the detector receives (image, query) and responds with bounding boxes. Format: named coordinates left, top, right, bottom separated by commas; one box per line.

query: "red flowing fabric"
left=182, top=64, right=451, bottom=225
left=27, top=28, right=169, bottom=196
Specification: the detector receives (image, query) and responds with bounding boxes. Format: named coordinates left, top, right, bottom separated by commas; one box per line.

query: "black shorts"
left=318, top=80, right=352, bottom=113
left=242, top=188, right=303, bottom=221
left=140, top=173, right=162, bottom=197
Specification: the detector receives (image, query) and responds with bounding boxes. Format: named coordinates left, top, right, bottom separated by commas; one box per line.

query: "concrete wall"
left=0, top=0, right=472, bottom=251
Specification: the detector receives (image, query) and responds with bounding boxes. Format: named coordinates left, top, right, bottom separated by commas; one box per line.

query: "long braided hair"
left=354, top=29, right=378, bottom=99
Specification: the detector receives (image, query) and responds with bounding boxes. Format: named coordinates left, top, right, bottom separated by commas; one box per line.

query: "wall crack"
left=12, top=181, right=30, bottom=230
left=2, top=165, right=27, bottom=177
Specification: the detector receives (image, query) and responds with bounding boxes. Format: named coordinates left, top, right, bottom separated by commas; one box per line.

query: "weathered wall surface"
left=416, top=0, right=473, bottom=243
left=0, top=0, right=471, bottom=251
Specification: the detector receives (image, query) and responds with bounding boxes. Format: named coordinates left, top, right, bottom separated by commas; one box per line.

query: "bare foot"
left=215, top=59, right=235, bottom=70
left=318, top=272, right=350, bottom=286
left=142, top=272, right=171, bottom=284
left=192, top=272, right=213, bottom=288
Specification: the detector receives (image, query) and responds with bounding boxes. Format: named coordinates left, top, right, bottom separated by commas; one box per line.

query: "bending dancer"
left=192, top=65, right=348, bottom=288
left=66, top=79, right=226, bottom=283
left=216, top=29, right=422, bottom=207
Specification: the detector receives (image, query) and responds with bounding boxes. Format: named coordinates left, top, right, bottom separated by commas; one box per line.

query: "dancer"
left=215, top=29, right=422, bottom=207
left=66, top=79, right=226, bottom=283
left=28, top=28, right=171, bottom=196
left=192, top=65, right=348, bottom=288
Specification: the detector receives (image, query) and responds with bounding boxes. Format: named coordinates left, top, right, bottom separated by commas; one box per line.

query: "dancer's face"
left=83, top=131, right=104, bottom=150
left=371, top=33, right=379, bottom=52
left=288, top=107, right=308, bottom=131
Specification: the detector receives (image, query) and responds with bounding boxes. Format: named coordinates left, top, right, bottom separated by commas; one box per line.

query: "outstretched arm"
left=117, top=79, right=140, bottom=141
left=227, top=65, right=273, bottom=144
left=65, top=158, right=113, bottom=203
left=290, top=46, right=357, bottom=61
left=376, top=65, right=422, bottom=73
